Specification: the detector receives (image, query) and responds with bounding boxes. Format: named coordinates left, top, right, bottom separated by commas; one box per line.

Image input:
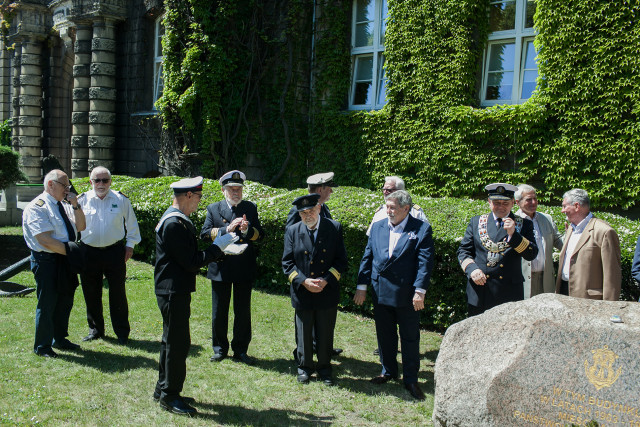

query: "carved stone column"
left=70, top=24, right=92, bottom=178
left=88, top=18, right=116, bottom=171
left=14, top=39, right=44, bottom=183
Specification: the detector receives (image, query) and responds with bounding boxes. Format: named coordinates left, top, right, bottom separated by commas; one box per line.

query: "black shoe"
left=373, top=348, right=380, bottom=355
left=404, top=383, right=426, bottom=401
left=82, top=332, right=102, bottom=342
left=233, top=353, right=255, bottom=366
left=320, top=376, right=335, bottom=386
left=153, top=391, right=195, bottom=404
left=370, top=374, right=395, bottom=385
left=297, top=372, right=310, bottom=384
left=292, top=348, right=299, bottom=363
left=331, top=348, right=343, bottom=357
left=35, top=348, right=58, bottom=358
left=117, top=336, right=128, bottom=345
left=210, top=352, right=227, bottom=362
left=159, top=396, right=197, bottom=416
left=52, top=339, right=80, bottom=351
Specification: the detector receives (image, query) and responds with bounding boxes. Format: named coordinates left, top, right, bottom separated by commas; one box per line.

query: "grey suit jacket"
left=519, top=211, right=564, bottom=298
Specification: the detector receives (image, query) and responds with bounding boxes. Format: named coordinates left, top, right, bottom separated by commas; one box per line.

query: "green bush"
left=0, top=119, right=11, bottom=147
left=72, top=176, right=640, bottom=330
left=0, top=145, right=27, bottom=189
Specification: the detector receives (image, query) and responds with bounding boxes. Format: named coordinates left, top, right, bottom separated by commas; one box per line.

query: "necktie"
left=308, top=228, right=315, bottom=245
left=497, top=218, right=503, bottom=228
left=57, top=201, right=76, bottom=242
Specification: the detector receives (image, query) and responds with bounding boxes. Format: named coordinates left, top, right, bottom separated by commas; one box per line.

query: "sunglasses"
left=92, top=178, right=111, bottom=184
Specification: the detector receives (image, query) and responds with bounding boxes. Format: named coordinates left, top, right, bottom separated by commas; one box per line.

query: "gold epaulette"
left=288, top=271, right=298, bottom=283
left=413, top=203, right=422, bottom=211
left=35, top=199, right=45, bottom=207
left=514, top=237, right=530, bottom=253
left=117, top=191, right=129, bottom=199
left=329, top=267, right=341, bottom=281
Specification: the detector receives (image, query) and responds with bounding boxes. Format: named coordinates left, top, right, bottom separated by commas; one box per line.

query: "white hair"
left=385, top=176, right=405, bottom=190
left=90, top=166, right=112, bottom=179
left=515, top=184, right=536, bottom=201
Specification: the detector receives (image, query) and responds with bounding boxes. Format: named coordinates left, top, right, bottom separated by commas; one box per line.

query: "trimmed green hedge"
left=73, top=176, right=640, bottom=330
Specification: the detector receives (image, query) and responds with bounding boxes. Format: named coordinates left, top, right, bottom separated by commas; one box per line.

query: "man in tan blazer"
left=515, top=184, right=564, bottom=298
left=555, top=189, right=621, bottom=301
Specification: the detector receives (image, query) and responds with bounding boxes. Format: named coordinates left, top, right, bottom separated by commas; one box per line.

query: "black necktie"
left=497, top=218, right=503, bottom=228
left=308, top=229, right=315, bottom=245
left=57, top=201, right=76, bottom=242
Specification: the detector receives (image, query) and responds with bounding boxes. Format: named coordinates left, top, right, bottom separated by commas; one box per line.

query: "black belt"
left=82, top=241, right=124, bottom=251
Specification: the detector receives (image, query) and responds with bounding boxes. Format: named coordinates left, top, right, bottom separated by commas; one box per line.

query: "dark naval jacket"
left=155, top=207, right=223, bottom=295
left=457, top=211, right=538, bottom=311
left=200, top=199, right=264, bottom=282
left=282, top=217, right=348, bottom=310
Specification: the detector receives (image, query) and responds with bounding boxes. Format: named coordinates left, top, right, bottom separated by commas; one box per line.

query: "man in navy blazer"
left=355, top=190, right=435, bottom=401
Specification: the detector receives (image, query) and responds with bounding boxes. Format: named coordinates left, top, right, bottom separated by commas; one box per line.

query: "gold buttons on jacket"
left=310, top=261, right=314, bottom=265
left=500, top=264, right=504, bottom=267
left=499, top=276, right=503, bottom=279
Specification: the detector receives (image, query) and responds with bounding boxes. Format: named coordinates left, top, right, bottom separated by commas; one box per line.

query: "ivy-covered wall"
left=159, top=0, right=640, bottom=208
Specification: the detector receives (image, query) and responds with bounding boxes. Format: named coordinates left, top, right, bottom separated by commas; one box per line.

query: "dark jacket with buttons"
left=200, top=199, right=264, bottom=282
left=282, top=217, right=348, bottom=310
left=457, top=211, right=538, bottom=312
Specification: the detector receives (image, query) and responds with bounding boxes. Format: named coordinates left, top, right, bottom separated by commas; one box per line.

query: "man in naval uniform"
left=282, top=194, right=348, bottom=386
left=285, top=172, right=343, bottom=358
left=457, top=183, right=538, bottom=316
left=154, top=176, right=237, bottom=416
left=200, top=170, right=264, bottom=365
left=22, top=169, right=86, bottom=357
left=77, top=166, right=141, bottom=344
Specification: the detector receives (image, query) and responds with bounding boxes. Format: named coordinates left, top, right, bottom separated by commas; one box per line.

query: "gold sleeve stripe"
left=514, top=238, right=530, bottom=253
left=329, top=267, right=341, bottom=281
left=210, top=228, right=219, bottom=241
left=460, top=258, right=474, bottom=272
left=288, top=271, right=298, bottom=283
left=249, top=227, right=260, bottom=241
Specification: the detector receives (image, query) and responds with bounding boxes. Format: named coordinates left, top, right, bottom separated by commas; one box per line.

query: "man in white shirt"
left=366, top=176, right=427, bottom=236
left=77, top=167, right=141, bottom=344
left=515, top=184, right=563, bottom=298
left=22, top=169, right=86, bottom=357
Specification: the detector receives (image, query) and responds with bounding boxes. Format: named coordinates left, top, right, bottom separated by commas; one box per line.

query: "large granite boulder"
left=433, top=294, right=640, bottom=426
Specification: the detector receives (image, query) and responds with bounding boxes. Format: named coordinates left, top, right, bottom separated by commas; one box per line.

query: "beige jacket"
left=555, top=217, right=621, bottom=301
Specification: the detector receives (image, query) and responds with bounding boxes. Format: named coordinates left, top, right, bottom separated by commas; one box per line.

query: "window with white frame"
left=349, top=0, right=387, bottom=110
left=480, top=0, right=537, bottom=106
left=153, top=16, right=164, bottom=109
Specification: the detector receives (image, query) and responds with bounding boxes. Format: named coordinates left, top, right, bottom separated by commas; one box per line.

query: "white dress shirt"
left=561, top=213, right=593, bottom=281
left=366, top=204, right=427, bottom=236
left=22, top=192, right=77, bottom=252
left=78, top=189, right=141, bottom=248
left=517, top=210, right=545, bottom=272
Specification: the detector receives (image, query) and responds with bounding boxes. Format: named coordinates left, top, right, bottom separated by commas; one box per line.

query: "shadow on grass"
left=194, top=402, right=334, bottom=425
left=55, top=343, right=205, bottom=372
left=254, top=352, right=436, bottom=402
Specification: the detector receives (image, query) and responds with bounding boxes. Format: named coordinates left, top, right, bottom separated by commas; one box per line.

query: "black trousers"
left=295, top=306, right=337, bottom=378
left=373, top=303, right=420, bottom=385
left=211, top=280, right=252, bottom=355
left=80, top=243, right=129, bottom=339
left=156, top=293, right=191, bottom=400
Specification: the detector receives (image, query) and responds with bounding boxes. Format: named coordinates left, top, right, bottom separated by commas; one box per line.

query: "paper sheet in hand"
left=224, top=243, right=248, bottom=255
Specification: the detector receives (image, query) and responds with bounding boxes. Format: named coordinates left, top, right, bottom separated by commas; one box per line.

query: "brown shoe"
left=404, top=382, right=426, bottom=401
left=370, top=374, right=395, bottom=385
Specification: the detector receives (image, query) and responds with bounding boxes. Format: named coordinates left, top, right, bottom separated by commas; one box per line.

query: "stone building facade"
left=0, top=0, right=164, bottom=183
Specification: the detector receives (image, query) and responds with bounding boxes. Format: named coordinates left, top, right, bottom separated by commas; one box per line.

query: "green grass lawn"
left=0, top=255, right=442, bottom=426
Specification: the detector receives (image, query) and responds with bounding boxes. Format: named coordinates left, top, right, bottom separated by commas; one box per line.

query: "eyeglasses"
left=381, top=187, right=396, bottom=194
left=91, top=178, right=111, bottom=184
left=52, top=180, right=72, bottom=190
left=191, top=192, right=203, bottom=199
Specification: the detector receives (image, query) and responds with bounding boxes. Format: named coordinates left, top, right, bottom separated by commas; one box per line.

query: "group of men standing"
left=458, top=183, right=622, bottom=316
left=22, top=167, right=628, bottom=416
